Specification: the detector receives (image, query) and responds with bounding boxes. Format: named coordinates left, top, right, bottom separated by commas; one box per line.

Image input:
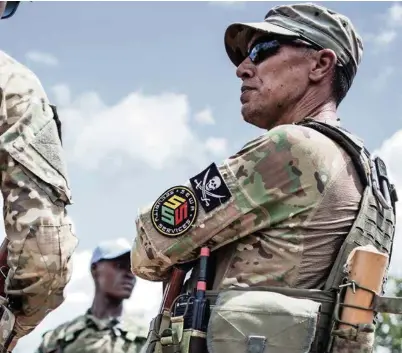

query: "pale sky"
left=1, top=1, right=402, bottom=352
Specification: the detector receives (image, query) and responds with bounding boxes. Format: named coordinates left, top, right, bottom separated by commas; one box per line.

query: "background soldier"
left=35, top=241, right=147, bottom=353
left=131, top=3, right=397, bottom=353
left=0, top=2, right=78, bottom=351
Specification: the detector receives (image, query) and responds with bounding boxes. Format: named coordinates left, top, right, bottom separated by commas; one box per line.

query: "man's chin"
left=241, top=107, right=274, bottom=130
left=113, top=288, right=134, bottom=299
left=241, top=107, right=261, bottom=128
left=241, top=104, right=252, bottom=123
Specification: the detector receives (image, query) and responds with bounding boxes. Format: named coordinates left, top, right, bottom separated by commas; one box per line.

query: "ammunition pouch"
left=207, top=289, right=321, bottom=353
left=206, top=286, right=335, bottom=353
left=205, top=283, right=402, bottom=353
left=161, top=320, right=206, bottom=353
left=142, top=307, right=207, bottom=353
left=0, top=296, right=15, bottom=353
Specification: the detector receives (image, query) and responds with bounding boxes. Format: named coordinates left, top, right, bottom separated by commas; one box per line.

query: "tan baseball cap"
left=224, top=2, right=363, bottom=88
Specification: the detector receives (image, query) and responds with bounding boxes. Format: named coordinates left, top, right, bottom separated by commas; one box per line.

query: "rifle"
left=160, top=267, right=187, bottom=313
left=190, top=247, right=210, bottom=332
left=144, top=266, right=188, bottom=353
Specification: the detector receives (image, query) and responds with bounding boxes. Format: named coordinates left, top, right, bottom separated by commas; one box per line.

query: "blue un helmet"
left=0, top=1, right=20, bottom=20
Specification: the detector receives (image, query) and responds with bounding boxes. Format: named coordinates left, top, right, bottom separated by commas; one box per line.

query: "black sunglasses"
left=1, top=1, right=20, bottom=20
left=247, top=37, right=321, bottom=65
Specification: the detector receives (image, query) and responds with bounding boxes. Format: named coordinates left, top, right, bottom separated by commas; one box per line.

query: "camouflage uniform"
left=0, top=50, right=78, bottom=346
left=34, top=310, right=147, bottom=353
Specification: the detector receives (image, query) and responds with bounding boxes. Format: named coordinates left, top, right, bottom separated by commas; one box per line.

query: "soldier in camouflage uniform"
left=130, top=3, right=395, bottom=353
left=35, top=241, right=147, bottom=353
left=0, top=2, right=78, bottom=351
left=131, top=1, right=364, bottom=302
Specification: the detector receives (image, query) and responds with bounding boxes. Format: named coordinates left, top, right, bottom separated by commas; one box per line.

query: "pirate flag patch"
left=151, top=186, right=198, bottom=237
left=189, top=162, right=232, bottom=213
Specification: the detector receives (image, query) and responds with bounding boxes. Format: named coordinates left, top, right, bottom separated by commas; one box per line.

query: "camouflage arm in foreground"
left=131, top=124, right=337, bottom=281
left=0, top=51, right=78, bottom=343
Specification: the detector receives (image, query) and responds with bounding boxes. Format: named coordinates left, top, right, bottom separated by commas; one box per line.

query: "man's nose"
left=236, top=57, right=255, bottom=80
left=124, top=268, right=135, bottom=279
left=125, top=272, right=136, bottom=286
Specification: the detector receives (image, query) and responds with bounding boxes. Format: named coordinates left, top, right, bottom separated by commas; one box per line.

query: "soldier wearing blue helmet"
left=34, top=241, right=147, bottom=353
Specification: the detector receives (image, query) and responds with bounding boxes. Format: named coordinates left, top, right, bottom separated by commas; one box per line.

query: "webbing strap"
left=205, top=286, right=335, bottom=306
left=372, top=295, right=402, bottom=314
left=205, top=285, right=402, bottom=322
left=299, top=119, right=369, bottom=187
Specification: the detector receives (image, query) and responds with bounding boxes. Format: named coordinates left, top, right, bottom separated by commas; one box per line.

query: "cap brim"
left=101, top=249, right=130, bottom=261
left=224, top=21, right=300, bottom=66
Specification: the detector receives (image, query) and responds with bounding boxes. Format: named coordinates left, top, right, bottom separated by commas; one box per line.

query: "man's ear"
left=308, top=48, right=337, bottom=83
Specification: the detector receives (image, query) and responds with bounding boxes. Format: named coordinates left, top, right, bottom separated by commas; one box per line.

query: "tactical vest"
left=203, top=119, right=400, bottom=353
left=145, top=119, right=401, bottom=353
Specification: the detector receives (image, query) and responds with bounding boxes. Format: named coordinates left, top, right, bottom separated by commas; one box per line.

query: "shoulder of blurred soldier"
left=37, top=314, right=88, bottom=351
left=120, top=313, right=149, bottom=339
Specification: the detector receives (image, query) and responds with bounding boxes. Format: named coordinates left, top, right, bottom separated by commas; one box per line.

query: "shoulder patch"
left=189, top=162, right=232, bottom=213
left=151, top=186, right=198, bottom=237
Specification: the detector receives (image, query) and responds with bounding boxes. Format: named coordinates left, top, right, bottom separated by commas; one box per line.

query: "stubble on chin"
left=241, top=104, right=268, bottom=129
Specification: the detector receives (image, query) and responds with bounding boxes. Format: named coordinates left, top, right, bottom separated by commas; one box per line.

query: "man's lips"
left=241, top=85, right=254, bottom=93
left=240, top=85, right=255, bottom=103
left=120, top=281, right=134, bottom=288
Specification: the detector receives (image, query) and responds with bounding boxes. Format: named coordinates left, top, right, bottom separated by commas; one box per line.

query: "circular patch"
left=151, top=186, right=198, bottom=237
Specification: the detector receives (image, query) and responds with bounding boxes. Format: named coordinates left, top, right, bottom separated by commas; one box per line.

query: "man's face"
left=236, top=32, right=316, bottom=130
left=94, top=253, right=136, bottom=300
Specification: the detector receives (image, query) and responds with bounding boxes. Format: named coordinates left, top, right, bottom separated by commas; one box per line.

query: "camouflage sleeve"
left=0, top=52, right=78, bottom=343
left=131, top=124, right=329, bottom=281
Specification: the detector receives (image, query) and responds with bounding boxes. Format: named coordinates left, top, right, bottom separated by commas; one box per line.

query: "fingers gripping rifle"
left=0, top=238, right=16, bottom=353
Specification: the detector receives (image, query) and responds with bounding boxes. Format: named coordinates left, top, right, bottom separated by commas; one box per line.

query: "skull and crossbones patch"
left=189, top=162, right=232, bottom=213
